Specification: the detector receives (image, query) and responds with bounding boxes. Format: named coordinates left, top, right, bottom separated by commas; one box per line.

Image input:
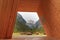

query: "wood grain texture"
left=38, top=0, right=60, bottom=38
left=0, top=0, right=18, bottom=39
left=0, top=0, right=60, bottom=39
left=17, top=0, right=40, bottom=12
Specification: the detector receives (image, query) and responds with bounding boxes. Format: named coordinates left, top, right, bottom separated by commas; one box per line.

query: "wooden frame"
left=0, top=0, right=60, bottom=39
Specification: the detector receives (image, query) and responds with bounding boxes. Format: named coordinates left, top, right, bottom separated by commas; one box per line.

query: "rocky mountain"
left=14, top=13, right=42, bottom=32
left=17, top=13, right=26, bottom=24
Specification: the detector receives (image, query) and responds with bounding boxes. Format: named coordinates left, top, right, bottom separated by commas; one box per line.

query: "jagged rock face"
left=15, top=13, right=42, bottom=32
left=17, top=13, right=26, bottom=24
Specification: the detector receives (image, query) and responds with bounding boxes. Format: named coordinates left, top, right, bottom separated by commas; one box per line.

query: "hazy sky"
left=17, top=12, right=39, bottom=23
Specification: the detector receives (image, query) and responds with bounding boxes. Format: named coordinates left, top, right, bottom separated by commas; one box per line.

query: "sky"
left=17, top=12, right=39, bottom=23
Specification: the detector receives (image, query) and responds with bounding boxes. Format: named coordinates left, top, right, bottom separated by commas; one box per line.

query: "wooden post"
left=38, top=0, right=60, bottom=38
left=0, top=0, right=18, bottom=39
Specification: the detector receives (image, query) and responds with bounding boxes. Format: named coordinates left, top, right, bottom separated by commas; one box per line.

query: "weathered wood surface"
left=0, top=0, right=18, bottom=39
left=0, top=0, right=60, bottom=39
left=38, top=0, right=60, bottom=38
